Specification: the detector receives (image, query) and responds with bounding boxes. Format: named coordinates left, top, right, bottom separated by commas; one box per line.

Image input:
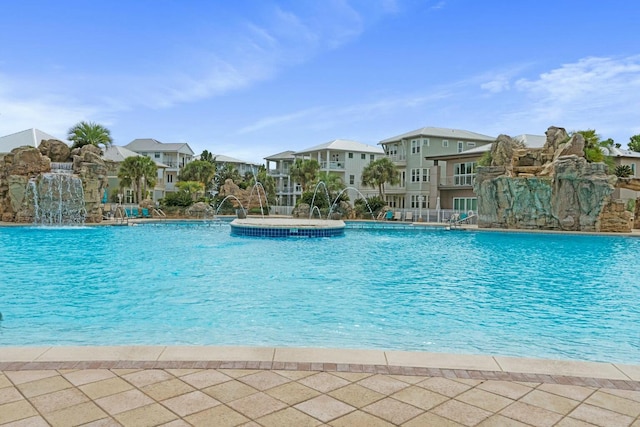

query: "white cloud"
left=237, top=91, right=451, bottom=135
left=0, top=74, right=101, bottom=138
left=505, top=56, right=640, bottom=140
left=480, top=77, right=510, bottom=93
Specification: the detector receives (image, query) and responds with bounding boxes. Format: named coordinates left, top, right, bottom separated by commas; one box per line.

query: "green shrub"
left=477, top=150, right=492, bottom=166
left=615, top=164, right=633, bottom=178
left=584, top=147, right=604, bottom=163
left=354, top=196, right=386, bottom=218
left=627, top=198, right=636, bottom=212
left=162, top=191, right=193, bottom=207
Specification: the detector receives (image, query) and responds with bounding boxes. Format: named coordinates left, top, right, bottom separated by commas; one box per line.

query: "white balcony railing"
left=319, top=161, right=344, bottom=170
left=440, top=175, right=475, bottom=187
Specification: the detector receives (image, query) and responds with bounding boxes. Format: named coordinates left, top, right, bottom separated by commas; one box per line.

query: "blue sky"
left=2, top=0, right=639, bottom=163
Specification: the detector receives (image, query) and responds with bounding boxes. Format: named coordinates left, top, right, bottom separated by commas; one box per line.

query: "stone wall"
left=0, top=141, right=108, bottom=223
left=474, top=127, right=631, bottom=232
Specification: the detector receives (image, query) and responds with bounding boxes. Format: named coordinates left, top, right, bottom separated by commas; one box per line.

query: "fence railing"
left=439, top=175, right=475, bottom=187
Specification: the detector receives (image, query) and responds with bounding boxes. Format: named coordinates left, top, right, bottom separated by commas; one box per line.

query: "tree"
left=629, top=134, right=640, bottom=152
left=214, top=163, right=242, bottom=190
left=200, top=150, right=216, bottom=163
left=290, top=159, right=320, bottom=192
left=67, top=121, right=113, bottom=149
left=118, top=156, right=157, bottom=203
left=361, top=157, right=399, bottom=197
left=176, top=181, right=204, bottom=201
left=573, top=129, right=615, bottom=172
left=179, top=160, right=216, bottom=193
left=251, top=165, right=277, bottom=206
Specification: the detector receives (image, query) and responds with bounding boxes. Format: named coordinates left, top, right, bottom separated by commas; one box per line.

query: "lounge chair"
left=384, top=210, right=393, bottom=221
left=393, top=211, right=402, bottom=221
left=404, top=211, right=413, bottom=222
left=141, top=208, right=151, bottom=218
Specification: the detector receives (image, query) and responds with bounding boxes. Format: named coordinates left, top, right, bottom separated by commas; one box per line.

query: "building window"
left=401, top=171, right=406, bottom=183
left=154, top=152, right=161, bottom=159
left=411, top=168, right=420, bottom=182
left=423, top=139, right=430, bottom=147
left=348, top=152, right=353, bottom=158
left=386, top=145, right=397, bottom=156
left=349, top=175, right=355, bottom=185
left=422, top=168, right=430, bottom=182
left=167, top=174, right=173, bottom=183
left=443, top=140, right=449, bottom=148
left=361, top=153, right=366, bottom=160
left=467, top=142, right=476, bottom=148
left=411, top=140, right=420, bottom=154
left=410, top=195, right=427, bottom=209
left=457, top=141, right=464, bottom=153
left=631, top=163, right=637, bottom=176
left=454, top=162, right=475, bottom=185
left=454, top=197, right=477, bottom=212
left=370, top=154, right=375, bottom=161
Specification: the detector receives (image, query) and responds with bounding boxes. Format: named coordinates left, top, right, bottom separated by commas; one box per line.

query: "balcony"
left=439, top=175, right=475, bottom=188
left=319, top=161, right=344, bottom=170
left=268, top=169, right=290, bottom=177
left=386, top=154, right=406, bottom=166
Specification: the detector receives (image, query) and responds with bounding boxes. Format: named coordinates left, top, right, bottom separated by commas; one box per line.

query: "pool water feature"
left=0, top=223, right=638, bottom=364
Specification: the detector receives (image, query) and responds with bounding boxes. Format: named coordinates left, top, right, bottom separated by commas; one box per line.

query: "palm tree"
left=361, top=157, right=399, bottom=197
left=290, top=159, right=320, bottom=192
left=179, top=160, right=216, bottom=193
left=574, top=129, right=616, bottom=172
left=118, top=156, right=157, bottom=203
left=67, top=121, right=113, bottom=149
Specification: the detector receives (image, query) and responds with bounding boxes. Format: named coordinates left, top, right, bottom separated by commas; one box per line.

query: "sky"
left=2, top=0, right=640, bottom=164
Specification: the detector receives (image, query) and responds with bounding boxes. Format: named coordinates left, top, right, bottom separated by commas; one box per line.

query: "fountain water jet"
left=328, top=186, right=376, bottom=220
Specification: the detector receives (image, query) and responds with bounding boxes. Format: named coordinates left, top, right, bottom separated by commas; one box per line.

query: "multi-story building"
left=264, top=140, right=385, bottom=212
left=124, top=138, right=195, bottom=195
left=102, top=145, right=169, bottom=203
left=264, top=150, right=299, bottom=210
left=378, top=127, right=495, bottom=216
left=422, top=134, right=545, bottom=214
left=207, top=153, right=261, bottom=178
left=294, top=139, right=384, bottom=196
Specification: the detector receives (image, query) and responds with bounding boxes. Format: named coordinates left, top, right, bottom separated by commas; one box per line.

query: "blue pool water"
left=0, top=222, right=638, bottom=364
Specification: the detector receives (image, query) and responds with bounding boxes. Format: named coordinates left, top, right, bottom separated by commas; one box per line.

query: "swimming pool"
left=1, top=222, right=638, bottom=364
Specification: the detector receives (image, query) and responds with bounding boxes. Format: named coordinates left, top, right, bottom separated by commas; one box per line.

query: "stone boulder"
left=599, top=200, right=633, bottom=232
left=542, top=126, right=569, bottom=153
left=474, top=148, right=621, bottom=231
left=490, top=134, right=524, bottom=166
left=38, top=139, right=71, bottom=162
left=552, top=156, right=616, bottom=231
left=3, top=146, right=51, bottom=176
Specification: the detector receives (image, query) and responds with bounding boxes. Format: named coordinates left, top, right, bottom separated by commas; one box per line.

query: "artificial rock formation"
left=0, top=141, right=108, bottom=223
left=474, top=127, right=632, bottom=232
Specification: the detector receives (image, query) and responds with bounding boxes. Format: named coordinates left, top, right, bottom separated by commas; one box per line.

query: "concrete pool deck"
left=1, top=346, right=639, bottom=426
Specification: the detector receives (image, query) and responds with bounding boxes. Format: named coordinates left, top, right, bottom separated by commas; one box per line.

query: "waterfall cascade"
left=27, top=163, right=87, bottom=225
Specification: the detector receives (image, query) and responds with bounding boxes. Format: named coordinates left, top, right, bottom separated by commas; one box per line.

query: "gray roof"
left=423, top=134, right=545, bottom=159
left=295, top=139, right=384, bottom=155
left=514, top=134, right=546, bottom=148
left=380, top=127, right=495, bottom=144
left=102, top=145, right=141, bottom=162
left=0, top=128, right=62, bottom=153
left=607, top=146, right=640, bottom=158
left=264, top=150, right=296, bottom=161
left=102, top=145, right=169, bottom=167
left=125, top=138, right=195, bottom=155
left=208, top=153, right=261, bottom=166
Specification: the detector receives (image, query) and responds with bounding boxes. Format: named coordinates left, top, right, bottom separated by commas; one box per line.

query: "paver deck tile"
left=1, top=348, right=640, bottom=426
